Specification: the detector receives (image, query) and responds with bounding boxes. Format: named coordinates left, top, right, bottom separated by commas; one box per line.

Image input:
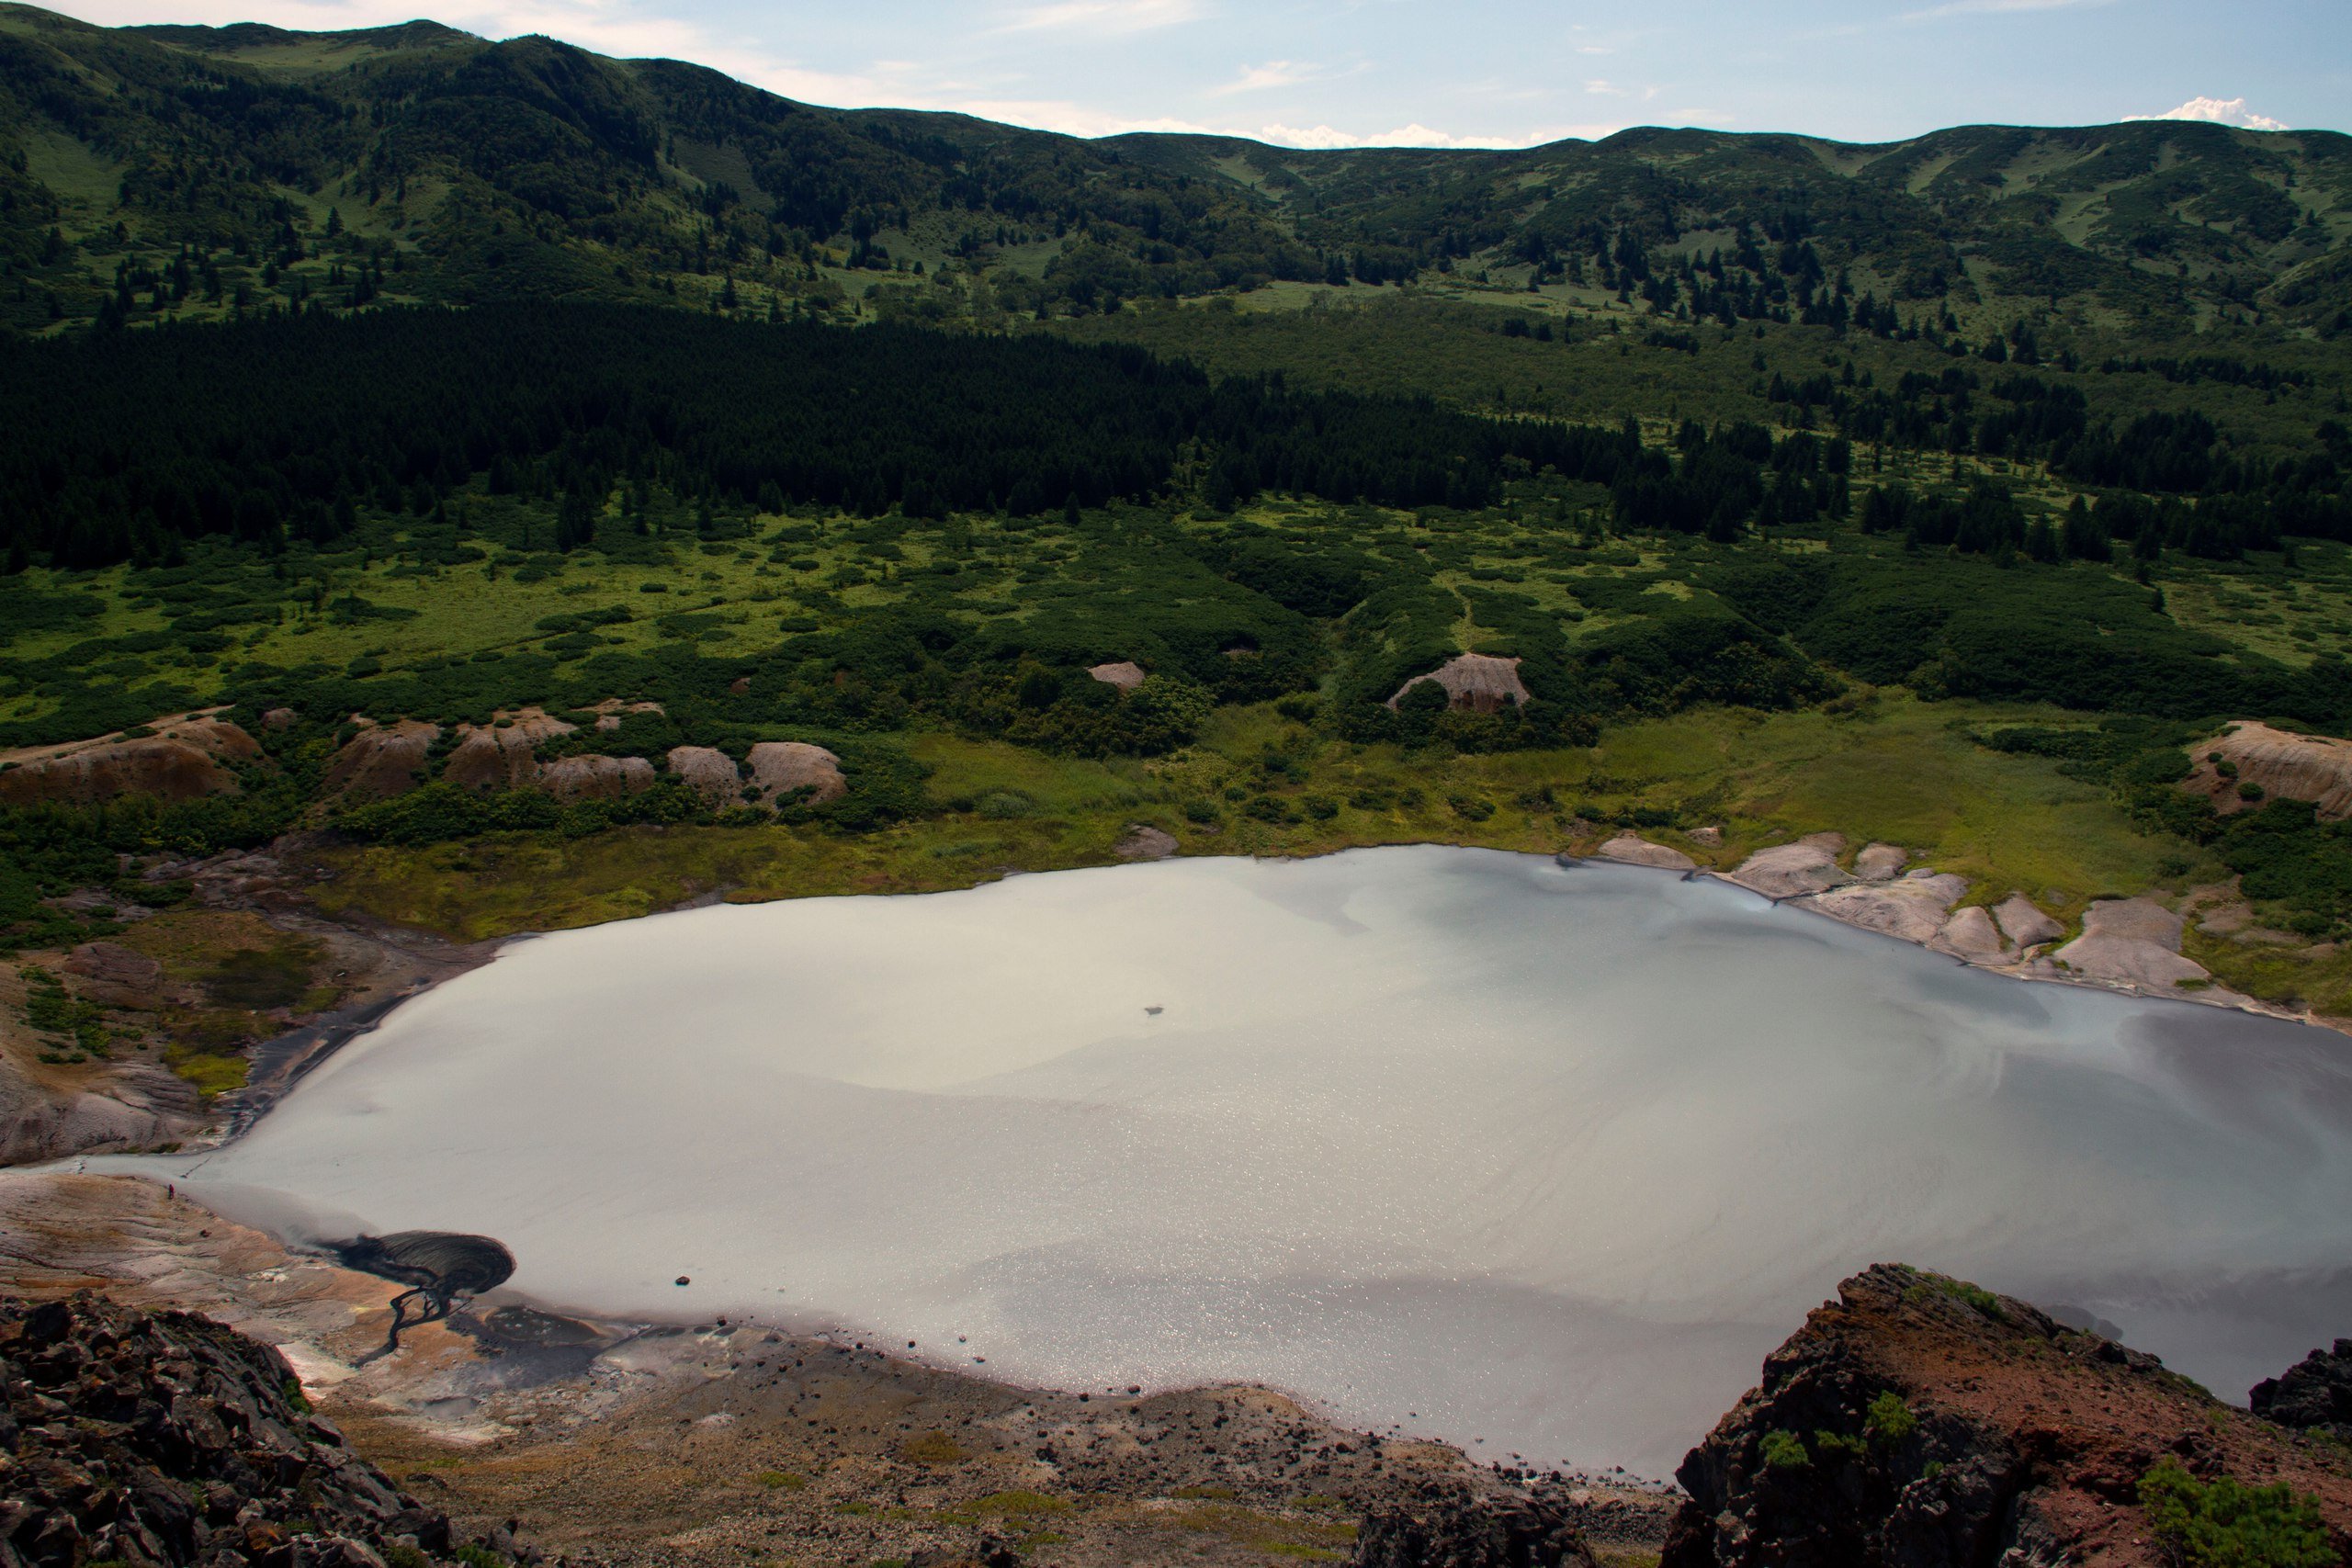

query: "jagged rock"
left=1088, top=660, right=1148, bottom=693
left=1854, top=843, right=1907, bottom=882
left=1806, top=873, right=1967, bottom=945
left=1354, top=1481, right=1599, bottom=1567
left=0, top=716, right=260, bottom=806
left=1660, top=1264, right=2352, bottom=1568
left=1936, top=904, right=2008, bottom=962
left=1991, top=894, right=2063, bottom=950
left=62, top=941, right=164, bottom=1007
left=538, top=754, right=655, bottom=802
left=1114, top=825, right=1179, bottom=861
left=0, top=1291, right=469, bottom=1565
left=1728, top=834, right=1851, bottom=900
left=326, top=719, right=442, bottom=800
left=744, top=741, right=847, bottom=807
left=2184, top=721, right=2352, bottom=821
left=1387, top=653, right=1532, bottom=713
left=442, top=709, right=574, bottom=793
left=2253, top=1338, right=2352, bottom=1442
left=2048, top=898, right=2210, bottom=990
left=1595, top=831, right=1697, bottom=872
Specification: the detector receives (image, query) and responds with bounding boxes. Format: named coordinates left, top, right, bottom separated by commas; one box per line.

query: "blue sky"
left=64, top=0, right=2351, bottom=147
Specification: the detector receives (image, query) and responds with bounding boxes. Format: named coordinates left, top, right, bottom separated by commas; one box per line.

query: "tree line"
left=0, top=302, right=1616, bottom=571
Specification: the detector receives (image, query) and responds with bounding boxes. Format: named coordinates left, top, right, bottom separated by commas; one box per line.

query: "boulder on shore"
left=1594, top=831, right=1696, bottom=872
left=2047, top=898, right=2210, bottom=990
left=1853, top=842, right=1906, bottom=882
left=1992, top=893, right=2063, bottom=949
left=1937, top=903, right=2009, bottom=962
left=1726, top=833, right=1849, bottom=900
left=1805, top=870, right=1965, bottom=945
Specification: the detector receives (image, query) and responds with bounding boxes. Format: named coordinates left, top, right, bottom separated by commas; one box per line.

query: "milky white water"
left=116, top=848, right=2352, bottom=1474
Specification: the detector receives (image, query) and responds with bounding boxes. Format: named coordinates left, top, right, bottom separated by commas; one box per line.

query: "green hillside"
left=3, top=2, right=2347, bottom=342
left=6, top=5, right=2352, bottom=1043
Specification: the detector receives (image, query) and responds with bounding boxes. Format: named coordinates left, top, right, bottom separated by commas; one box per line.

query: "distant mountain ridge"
left=0, top=1, right=2346, bottom=338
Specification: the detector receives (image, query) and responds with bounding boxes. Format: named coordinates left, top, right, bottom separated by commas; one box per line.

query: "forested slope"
left=2, top=2, right=2347, bottom=341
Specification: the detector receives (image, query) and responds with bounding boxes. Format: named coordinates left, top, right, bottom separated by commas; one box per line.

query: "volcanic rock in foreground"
left=1661, top=1264, right=2352, bottom=1567
left=2254, top=1339, right=2352, bottom=1444
left=1353, top=1479, right=1600, bottom=1566
left=1, top=1291, right=463, bottom=1567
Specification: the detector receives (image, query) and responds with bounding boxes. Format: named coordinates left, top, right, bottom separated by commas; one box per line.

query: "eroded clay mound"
left=2185, top=721, right=2352, bottom=821
left=666, top=745, right=748, bottom=808
left=325, top=717, right=442, bottom=799
left=1388, top=653, right=1532, bottom=713
left=1661, top=1263, right=2352, bottom=1568
left=539, top=754, right=655, bottom=802
left=0, top=715, right=260, bottom=806
left=744, top=741, right=847, bottom=807
left=442, top=708, right=575, bottom=793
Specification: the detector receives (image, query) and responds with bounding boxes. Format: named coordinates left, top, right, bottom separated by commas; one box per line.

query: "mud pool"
left=117, top=847, right=2352, bottom=1474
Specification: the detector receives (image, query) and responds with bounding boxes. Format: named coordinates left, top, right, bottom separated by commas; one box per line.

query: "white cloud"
left=1255, top=121, right=1611, bottom=151
left=2129, top=96, right=2290, bottom=131
left=1210, top=60, right=1319, bottom=96
left=994, top=0, right=1205, bottom=35
left=1584, top=78, right=1624, bottom=96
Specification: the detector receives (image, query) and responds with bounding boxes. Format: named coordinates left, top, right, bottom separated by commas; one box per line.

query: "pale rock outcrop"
left=1936, top=905, right=2009, bottom=963
left=324, top=718, right=441, bottom=800
left=1853, top=842, right=1906, bottom=882
left=1387, top=653, right=1532, bottom=713
left=260, top=706, right=300, bottom=730
left=744, top=741, right=847, bottom=807
left=1728, top=833, right=1850, bottom=899
left=1089, top=661, right=1148, bottom=694
left=1114, top=825, right=1180, bottom=861
left=666, top=746, right=747, bottom=809
left=2048, top=898, right=2211, bottom=990
left=0, top=1055, right=187, bottom=1165
left=0, top=716, right=260, bottom=807
left=1805, top=871, right=1966, bottom=945
left=2184, top=720, right=2352, bottom=821
left=539, top=754, right=655, bottom=802
left=1595, top=831, right=1697, bottom=872
left=1689, top=826, right=1724, bottom=848
left=585, top=698, right=665, bottom=733
left=442, top=709, right=574, bottom=793
left=1992, top=894, right=2063, bottom=950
